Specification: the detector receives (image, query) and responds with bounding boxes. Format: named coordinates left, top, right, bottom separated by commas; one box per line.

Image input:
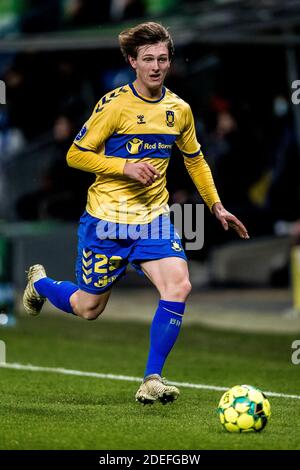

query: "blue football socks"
left=34, top=278, right=78, bottom=314
left=144, top=299, right=185, bottom=378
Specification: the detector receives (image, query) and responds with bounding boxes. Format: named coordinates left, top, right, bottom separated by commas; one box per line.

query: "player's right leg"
left=23, top=263, right=111, bottom=319
left=70, top=288, right=111, bottom=320
left=23, top=211, right=129, bottom=319
left=23, top=264, right=48, bottom=316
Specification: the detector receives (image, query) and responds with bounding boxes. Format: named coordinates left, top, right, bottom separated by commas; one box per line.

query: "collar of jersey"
left=129, top=82, right=166, bottom=103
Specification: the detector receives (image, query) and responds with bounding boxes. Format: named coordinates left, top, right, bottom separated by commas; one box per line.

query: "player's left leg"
left=141, top=256, right=191, bottom=301
left=135, top=257, right=191, bottom=404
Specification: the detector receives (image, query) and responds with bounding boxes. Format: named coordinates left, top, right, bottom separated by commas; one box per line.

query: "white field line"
left=1, top=362, right=300, bottom=400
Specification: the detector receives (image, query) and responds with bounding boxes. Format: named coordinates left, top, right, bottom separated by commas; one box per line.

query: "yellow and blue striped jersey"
left=67, top=82, right=220, bottom=223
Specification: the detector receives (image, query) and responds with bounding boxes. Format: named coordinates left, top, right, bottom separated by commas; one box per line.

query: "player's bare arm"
left=212, top=202, right=249, bottom=239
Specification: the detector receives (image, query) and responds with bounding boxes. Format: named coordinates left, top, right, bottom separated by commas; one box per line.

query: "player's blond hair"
left=119, top=22, right=174, bottom=62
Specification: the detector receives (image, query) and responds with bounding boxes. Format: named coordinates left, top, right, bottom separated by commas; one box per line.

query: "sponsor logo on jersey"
left=126, top=138, right=144, bottom=154
left=125, top=138, right=172, bottom=154
left=166, top=110, right=175, bottom=127
left=94, top=275, right=117, bottom=288
left=75, top=124, right=87, bottom=141
left=137, top=115, right=146, bottom=124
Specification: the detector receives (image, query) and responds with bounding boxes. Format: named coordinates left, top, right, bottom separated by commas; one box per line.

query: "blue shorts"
left=75, top=211, right=187, bottom=294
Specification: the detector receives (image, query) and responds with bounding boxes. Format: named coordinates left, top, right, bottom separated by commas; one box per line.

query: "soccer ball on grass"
left=217, top=384, right=271, bottom=433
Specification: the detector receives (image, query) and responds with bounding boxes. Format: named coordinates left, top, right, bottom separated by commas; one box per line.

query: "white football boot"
left=135, top=374, right=180, bottom=405
left=23, top=264, right=47, bottom=316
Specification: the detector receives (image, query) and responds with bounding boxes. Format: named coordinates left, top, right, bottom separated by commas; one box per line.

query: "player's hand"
left=212, top=202, right=250, bottom=239
left=123, top=161, right=161, bottom=186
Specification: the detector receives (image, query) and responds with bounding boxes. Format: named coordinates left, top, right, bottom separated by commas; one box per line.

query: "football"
left=217, top=384, right=271, bottom=433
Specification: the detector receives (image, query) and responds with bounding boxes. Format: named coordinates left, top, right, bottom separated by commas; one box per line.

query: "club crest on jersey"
left=166, top=110, right=175, bottom=127
left=75, top=124, right=87, bottom=141
left=126, top=138, right=143, bottom=154
left=171, top=240, right=182, bottom=252
left=137, top=115, right=146, bottom=124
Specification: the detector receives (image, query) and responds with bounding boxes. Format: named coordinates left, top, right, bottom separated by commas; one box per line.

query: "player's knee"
left=162, top=278, right=192, bottom=301
left=179, top=279, right=192, bottom=299
left=81, top=309, right=98, bottom=321
left=80, top=302, right=106, bottom=320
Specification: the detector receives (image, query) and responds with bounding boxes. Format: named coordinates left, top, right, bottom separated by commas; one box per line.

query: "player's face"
left=129, top=42, right=170, bottom=94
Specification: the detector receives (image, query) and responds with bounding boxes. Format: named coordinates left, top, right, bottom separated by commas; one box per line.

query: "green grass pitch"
left=0, top=312, right=299, bottom=450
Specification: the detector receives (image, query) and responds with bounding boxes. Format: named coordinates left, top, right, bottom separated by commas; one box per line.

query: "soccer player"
left=23, top=22, right=249, bottom=405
